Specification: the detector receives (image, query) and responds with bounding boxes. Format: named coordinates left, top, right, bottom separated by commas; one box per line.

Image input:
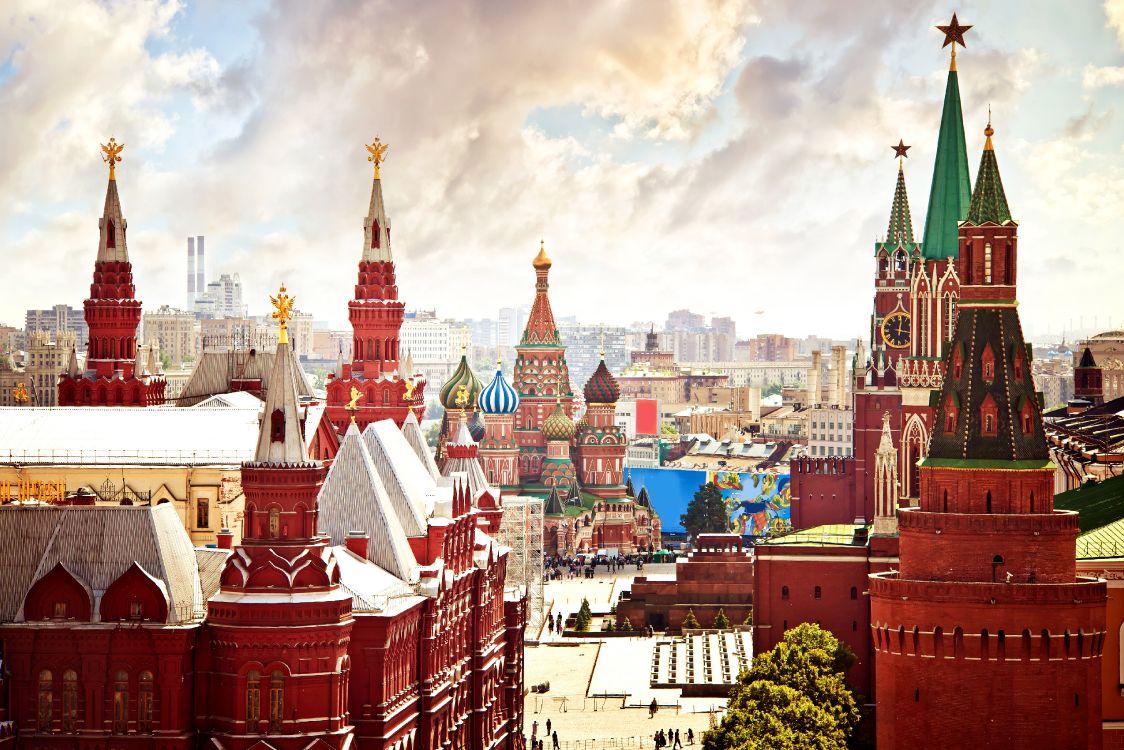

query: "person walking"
left=674, top=729, right=683, bottom=748
left=531, top=720, right=538, bottom=740
left=552, top=730, right=559, bottom=750
left=686, top=728, right=694, bottom=745
left=649, top=697, right=658, bottom=718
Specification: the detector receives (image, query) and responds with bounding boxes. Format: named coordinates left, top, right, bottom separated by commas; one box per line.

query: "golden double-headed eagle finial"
left=366, top=138, right=389, bottom=178
left=101, top=137, right=124, bottom=180
left=270, top=284, right=295, bottom=345
left=346, top=386, right=364, bottom=424
left=454, top=384, right=470, bottom=408
left=12, top=382, right=29, bottom=404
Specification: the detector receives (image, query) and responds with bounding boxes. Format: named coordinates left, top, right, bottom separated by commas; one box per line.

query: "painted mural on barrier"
left=626, top=466, right=792, bottom=536
left=709, top=469, right=792, bottom=537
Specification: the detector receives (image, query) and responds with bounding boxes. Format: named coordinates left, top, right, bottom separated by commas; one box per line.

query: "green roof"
left=758, top=523, right=868, bottom=547
left=920, top=458, right=1054, bottom=470
left=883, top=163, right=915, bottom=247
left=964, top=131, right=1012, bottom=225
left=920, top=69, right=972, bottom=260
left=1056, top=474, right=1124, bottom=535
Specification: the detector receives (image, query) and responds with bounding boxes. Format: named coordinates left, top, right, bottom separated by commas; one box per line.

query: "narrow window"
left=113, top=670, right=129, bottom=734
left=197, top=498, right=209, bottom=529
left=1030, top=492, right=1035, bottom=513
left=850, top=586, right=858, bottom=600
left=138, top=671, right=154, bottom=733
left=781, top=586, right=789, bottom=600
left=106, top=219, right=116, bottom=248
left=268, top=508, right=280, bottom=539
left=986, top=491, right=993, bottom=514
left=269, top=671, right=284, bottom=733
left=853, top=621, right=858, bottom=631
left=38, top=670, right=53, bottom=731
left=129, top=601, right=144, bottom=620
left=984, top=242, right=992, bottom=283
left=814, top=586, right=822, bottom=600
left=985, top=414, right=995, bottom=434
left=62, top=670, right=78, bottom=733
left=270, top=408, right=285, bottom=443
left=943, top=489, right=949, bottom=513
left=53, top=601, right=68, bottom=619
left=915, top=687, right=920, bottom=703
left=246, top=671, right=261, bottom=727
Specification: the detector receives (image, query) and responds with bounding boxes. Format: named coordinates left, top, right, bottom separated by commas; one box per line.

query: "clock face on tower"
left=881, top=311, right=911, bottom=349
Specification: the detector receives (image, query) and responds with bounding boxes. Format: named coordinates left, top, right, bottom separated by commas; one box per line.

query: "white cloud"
left=1107, top=0, right=1124, bottom=48
left=1083, top=64, right=1124, bottom=88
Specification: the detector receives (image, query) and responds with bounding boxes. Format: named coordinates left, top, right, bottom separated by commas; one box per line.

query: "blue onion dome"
left=541, top=399, right=576, bottom=441
left=583, top=358, right=620, bottom=404
left=439, top=353, right=482, bottom=411
left=479, top=363, right=520, bottom=414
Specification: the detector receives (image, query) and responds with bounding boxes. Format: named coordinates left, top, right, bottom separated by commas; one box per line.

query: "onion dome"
left=541, top=399, right=576, bottom=441
left=532, top=239, right=552, bottom=270
left=479, top=363, right=520, bottom=414
left=439, top=353, right=481, bottom=411
left=468, top=410, right=486, bottom=442
left=583, top=358, right=620, bottom=404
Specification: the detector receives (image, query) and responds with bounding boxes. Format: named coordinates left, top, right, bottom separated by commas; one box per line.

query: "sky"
left=2, top=0, right=1123, bottom=343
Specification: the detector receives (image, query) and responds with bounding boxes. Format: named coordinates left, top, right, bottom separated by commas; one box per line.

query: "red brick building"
left=57, top=140, right=165, bottom=408
left=870, top=120, right=1107, bottom=749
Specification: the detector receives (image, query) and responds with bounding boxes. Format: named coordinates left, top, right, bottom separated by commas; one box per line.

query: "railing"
left=0, top=448, right=251, bottom=465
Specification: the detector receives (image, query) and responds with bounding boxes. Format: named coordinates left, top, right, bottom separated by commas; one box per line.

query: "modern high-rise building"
left=24, top=304, right=88, bottom=349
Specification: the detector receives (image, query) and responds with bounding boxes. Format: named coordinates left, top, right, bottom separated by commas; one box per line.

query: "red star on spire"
left=936, top=13, right=972, bottom=48
left=892, top=140, right=911, bottom=159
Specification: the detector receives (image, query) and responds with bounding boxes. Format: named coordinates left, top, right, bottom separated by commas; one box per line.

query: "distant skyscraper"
left=195, top=235, right=205, bottom=304
left=187, top=237, right=196, bottom=308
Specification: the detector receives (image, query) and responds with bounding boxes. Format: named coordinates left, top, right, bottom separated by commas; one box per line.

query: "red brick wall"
left=790, top=457, right=858, bottom=529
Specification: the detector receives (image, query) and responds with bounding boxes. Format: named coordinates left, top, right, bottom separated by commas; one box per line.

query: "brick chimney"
left=216, top=528, right=234, bottom=549
left=345, top=530, right=369, bottom=559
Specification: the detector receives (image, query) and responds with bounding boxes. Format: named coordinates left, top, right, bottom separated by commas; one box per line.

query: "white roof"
left=193, top=391, right=263, bottom=410
left=0, top=407, right=262, bottom=466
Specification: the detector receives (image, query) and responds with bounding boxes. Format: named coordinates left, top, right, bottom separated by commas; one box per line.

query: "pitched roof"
left=0, top=504, right=204, bottom=624
left=177, top=348, right=314, bottom=407
left=926, top=306, right=1048, bottom=462
left=318, top=424, right=418, bottom=581
left=1079, top=347, right=1098, bottom=369
left=253, top=341, right=310, bottom=464
left=361, top=420, right=432, bottom=535
left=521, top=243, right=562, bottom=346
left=920, top=68, right=972, bottom=260
left=963, top=124, right=1012, bottom=225
left=98, top=176, right=129, bottom=264
left=883, top=162, right=915, bottom=247
left=362, top=175, right=393, bottom=263
left=544, top=485, right=565, bottom=515
left=402, top=410, right=441, bottom=480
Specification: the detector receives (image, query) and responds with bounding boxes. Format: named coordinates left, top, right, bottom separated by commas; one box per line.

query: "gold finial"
left=599, top=327, right=606, bottom=359
left=345, top=386, right=364, bottom=424
left=984, top=108, right=994, bottom=151
left=533, top=239, right=552, bottom=270
left=12, top=382, right=29, bottom=404
left=366, top=138, right=389, bottom=179
left=270, top=284, right=295, bottom=345
left=402, top=379, right=416, bottom=401
left=101, top=138, right=124, bottom=181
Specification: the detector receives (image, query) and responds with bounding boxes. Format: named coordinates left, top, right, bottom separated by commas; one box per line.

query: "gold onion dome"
left=438, top=353, right=482, bottom=411
left=541, top=399, right=576, bottom=441
left=532, top=239, right=552, bottom=270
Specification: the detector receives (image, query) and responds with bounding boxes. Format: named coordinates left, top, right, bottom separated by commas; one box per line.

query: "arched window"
left=270, top=409, right=285, bottom=443
left=383, top=388, right=390, bottom=405
left=943, top=489, right=949, bottom=513
left=268, top=508, right=280, bottom=539
left=269, top=671, right=285, bottom=733
left=850, top=586, right=858, bottom=600
left=814, top=586, right=822, bottom=600
left=1022, top=629, right=1032, bottom=660
left=38, top=670, right=53, bottom=731
left=138, top=672, right=154, bottom=732
left=246, top=671, right=261, bottom=727
left=62, top=670, right=78, bottom=733
left=986, top=491, right=993, bottom=514
left=113, top=670, right=129, bottom=734
left=953, top=627, right=964, bottom=658
left=1041, top=629, right=1052, bottom=660
left=895, top=250, right=906, bottom=272
left=781, top=586, right=789, bottom=600
left=934, top=627, right=945, bottom=659
left=106, top=219, right=115, bottom=248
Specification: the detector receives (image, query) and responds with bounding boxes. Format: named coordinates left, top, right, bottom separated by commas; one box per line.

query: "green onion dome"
left=541, top=399, right=576, bottom=441
left=439, top=353, right=482, bottom=411
left=583, top=358, right=620, bottom=404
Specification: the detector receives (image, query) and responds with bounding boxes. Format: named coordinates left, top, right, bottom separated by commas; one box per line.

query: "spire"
left=521, top=240, right=561, bottom=345
left=1078, top=347, right=1097, bottom=369
left=67, top=346, right=79, bottom=378
left=255, top=287, right=311, bottom=465
left=147, top=344, right=159, bottom=375
left=362, top=138, right=393, bottom=263
left=544, top=484, right=565, bottom=515
left=877, top=411, right=895, bottom=455
left=884, top=151, right=915, bottom=246
left=133, top=344, right=146, bottom=377
left=98, top=138, right=129, bottom=263
left=920, top=20, right=972, bottom=260
left=964, top=120, right=1012, bottom=225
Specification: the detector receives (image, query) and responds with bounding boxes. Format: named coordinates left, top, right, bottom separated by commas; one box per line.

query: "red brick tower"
left=58, top=138, right=165, bottom=407
left=1075, top=347, right=1105, bottom=406
left=326, top=139, right=425, bottom=433
left=577, top=351, right=626, bottom=499
left=513, top=241, right=574, bottom=484
left=202, top=288, right=355, bottom=750
left=870, top=121, right=1107, bottom=750
left=870, top=144, right=920, bottom=374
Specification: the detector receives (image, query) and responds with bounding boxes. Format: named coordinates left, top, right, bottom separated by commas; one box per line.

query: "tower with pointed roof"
left=437, top=350, right=482, bottom=465
left=202, top=287, right=355, bottom=750
left=1074, top=347, right=1104, bottom=406
left=58, top=139, right=166, bottom=407
left=539, top=399, right=578, bottom=491
left=576, top=354, right=627, bottom=499
left=870, top=122, right=1106, bottom=750
left=513, top=241, right=575, bottom=484
left=326, top=139, right=425, bottom=434
left=479, top=360, right=522, bottom=490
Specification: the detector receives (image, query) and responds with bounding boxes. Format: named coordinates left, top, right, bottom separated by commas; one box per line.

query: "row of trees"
left=681, top=607, right=750, bottom=630
left=703, top=623, right=861, bottom=749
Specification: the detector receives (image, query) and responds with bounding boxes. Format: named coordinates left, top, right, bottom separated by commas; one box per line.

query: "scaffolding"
left=499, top=496, right=545, bottom=634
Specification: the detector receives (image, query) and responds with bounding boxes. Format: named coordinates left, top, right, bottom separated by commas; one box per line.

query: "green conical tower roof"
left=964, top=123, right=1012, bottom=225
left=544, top=484, right=565, bottom=515
left=920, top=66, right=972, bottom=259
left=884, top=162, right=915, bottom=248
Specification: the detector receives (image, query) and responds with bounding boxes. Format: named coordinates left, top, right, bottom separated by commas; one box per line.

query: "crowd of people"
left=543, top=552, right=655, bottom=582
left=529, top=715, right=697, bottom=749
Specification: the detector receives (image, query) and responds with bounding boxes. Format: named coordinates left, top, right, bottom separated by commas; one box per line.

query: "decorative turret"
left=1074, top=347, right=1104, bottom=406
left=522, top=240, right=561, bottom=347
left=584, top=358, right=620, bottom=405
left=577, top=346, right=627, bottom=498
left=57, top=138, right=165, bottom=407
left=544, top=484, right=565, bottom=516
left=479, top=359, right=522, bottom=489
left=440, top=352, right=483, bottom=412
left=871, top=411, right=899, bottom=536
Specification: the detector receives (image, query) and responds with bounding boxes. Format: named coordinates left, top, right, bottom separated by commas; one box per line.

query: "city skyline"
left=2, top=1, right=1123, bottom=340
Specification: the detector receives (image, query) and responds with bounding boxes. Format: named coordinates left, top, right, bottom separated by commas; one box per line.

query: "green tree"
left=762, top=383, right=783, bottom=398
left=680, top=482, right=730, bottom=539
left=682, top=609, right=700, bottom=629
left=703, top=623, right=859, bottom=750
left=713, top=608, right=731, bottom=629
left=423, top=421, right=442, bottom=447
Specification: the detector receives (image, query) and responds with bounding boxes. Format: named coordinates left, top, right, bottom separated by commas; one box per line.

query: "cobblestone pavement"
left=523, top=565, right=729, bottom=749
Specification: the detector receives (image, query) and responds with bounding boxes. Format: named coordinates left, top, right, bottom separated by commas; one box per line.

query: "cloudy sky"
left=2, top=0, right=1123, bottom=342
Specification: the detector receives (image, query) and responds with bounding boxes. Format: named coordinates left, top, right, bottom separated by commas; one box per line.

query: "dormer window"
left=952, top=345, right=964, bottom=380
left=270, top=408, right=285, bottom=443
left=1020, top=397, right=1036, bottom=435
left=1013, top=347, right=1025, bottom=382
left=371, top=220, right=380, bottom=249
left=981, top=344, right=996, bottom=384
left=980, top=394, right=999, bottom=437
left=943, top=395, right=959, bottom=434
